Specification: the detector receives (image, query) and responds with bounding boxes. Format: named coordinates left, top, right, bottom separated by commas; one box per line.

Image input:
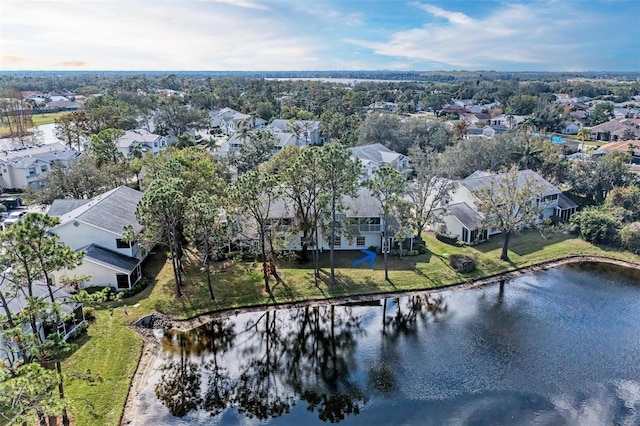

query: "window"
left=116, top=238, right=131, bottom=248
left=28, top=167, right=37, bottom=176
left=116, top=274, right=129, bottom=289
left=41, top=165, right=47, bottom=172
left=356, top=236, right=366, bottom=247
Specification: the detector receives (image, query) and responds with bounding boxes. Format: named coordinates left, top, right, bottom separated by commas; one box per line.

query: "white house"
left=209, top=108, right=267, bottom=136
left=116, top=129, right=168, bottom=158
left=350, top=143, right=410, bottom=182
left=242, top=187, right=412, bottom=252
left=267, top=119, right=327, bottom=145
left=433, top=170, right=577, bottom=244
left=48, top=186, right=148, bottom=291
left=0, top=273, right=84, bottom=366
left=0, top=143, right=82, bottom=190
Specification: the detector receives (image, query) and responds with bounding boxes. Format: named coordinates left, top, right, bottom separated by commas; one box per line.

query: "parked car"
left=2, top=210, right=28, bottom=229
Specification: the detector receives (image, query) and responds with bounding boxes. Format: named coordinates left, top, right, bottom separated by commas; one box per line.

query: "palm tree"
left=511, top=142, right=543, bottom=170
left=577, top=127, right=591, bottom=143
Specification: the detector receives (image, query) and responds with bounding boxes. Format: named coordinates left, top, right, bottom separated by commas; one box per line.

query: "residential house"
left=48, top=186, right=148, bottom=291
left=247, top=187, right=412, bottom=252
left=209, top=108, right=267, bottom=136
left=0, top=143, right=82, bottom=190
left=593, top=140, right=640, bottom=163
left=366, top=102, right=399, bottom=114
left=267, top=119, right=327, bottom=145
left=433, top=170, right=577, bottom=244
left=589, top=120, right=639, bottom=141
left=0, top=273, right=84, bottom=366
left=560, top=121, right=581, bottom=135
left=482, top=125, right=507, bottom=139
left=460, top=112, right=492, bottom=126
left=350, top=143, right=410, bottom=182
left=116, top=129, right=168, bottom=158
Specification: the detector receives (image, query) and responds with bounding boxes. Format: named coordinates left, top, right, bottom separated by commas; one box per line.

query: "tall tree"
left=472, top=166, right=548, bottom=261
left=407, top=145, right=457, bottom=240
left=228, top=169, right=281, bottom=294
left=569, top=152, right=636, bottom=204
left=317, top=143, right=361, bottom=285
left=136, top=177, right=187, bottom=297
left=185, top=191, right=228, bottom=300
left=88, top=128, right=125, bottom=166
left=365, top=166, right=408, bottom=281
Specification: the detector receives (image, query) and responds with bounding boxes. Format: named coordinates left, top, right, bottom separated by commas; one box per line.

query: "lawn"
left=62, top=231, right=640, bottom=425
left=0, top=112, right=67, bottom=137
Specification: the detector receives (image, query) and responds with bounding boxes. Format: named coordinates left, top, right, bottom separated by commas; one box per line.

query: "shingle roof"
left=0, top=273, right=79, bottom=316
left=117, top=129, right=161, bottom=148
left=58, top=186, right=143, bottom=234
left=81, top=244, right=140, bottom=273
left=446, top=202, right=483, bottom=229
left=48, top=199, right=91, bottom=217
left=351, top=143, right=402, bottom=165
left=460, top=169, right=559, bottom=198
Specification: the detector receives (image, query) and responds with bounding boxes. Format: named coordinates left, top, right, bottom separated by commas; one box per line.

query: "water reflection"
left=144, top=263, right=640, bottom=425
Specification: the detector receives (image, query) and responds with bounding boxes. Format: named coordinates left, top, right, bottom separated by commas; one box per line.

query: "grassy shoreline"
left=62, top=231, right=640, bottom=425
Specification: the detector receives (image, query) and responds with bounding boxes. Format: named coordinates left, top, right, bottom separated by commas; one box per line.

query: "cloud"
left=1, top=55, right=26, bottom=64
left=354, top=2, right=604, bottom=70
left=204, top=0, right=270, bottom=10
left=52, top=61, right=86, bottom=67
left=0, top=0, right=324, bottom=70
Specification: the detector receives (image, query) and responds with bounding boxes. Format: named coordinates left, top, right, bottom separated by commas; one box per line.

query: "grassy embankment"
left=0, top=112, right=67, bottom=138
left=62, top=231, right=640, bottom=425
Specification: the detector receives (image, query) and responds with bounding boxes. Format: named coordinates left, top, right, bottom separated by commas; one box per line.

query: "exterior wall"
left=439, top=215, right=465, bottom=241
left=53, top=221, right=141, bottom=259
left=51, top=259, right=141, bottom=290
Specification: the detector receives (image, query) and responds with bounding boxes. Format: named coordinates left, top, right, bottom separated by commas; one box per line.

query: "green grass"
left=0, top=112, right=67, bottom=137
left=62, top=310, right=142, bottom=426
left=61, top=231, right=640, bottom=425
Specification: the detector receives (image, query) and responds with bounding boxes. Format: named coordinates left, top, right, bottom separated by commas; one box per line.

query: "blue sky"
left=1, top=0, right=638, bottom=71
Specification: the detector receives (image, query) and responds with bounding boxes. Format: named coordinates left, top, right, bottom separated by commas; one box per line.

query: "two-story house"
left=0, top=143, right=82, bottom=190
left=209, top=108, right=267, bottom=136
left=1, top=273, right=85, bottom=367
left=350, top=143, right=410, bottom=182
left=247, top=187, right=412, bottom=252
left=116, top=129, right=168, bottom=158
left=48, top=186, right=148, bottom=291
left=433, top=170, right=577, bottom=244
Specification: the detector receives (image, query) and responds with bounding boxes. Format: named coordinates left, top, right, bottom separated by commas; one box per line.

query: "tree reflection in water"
left=153, top=302, right=379, bottom=422
left=369, top=294, right=448, bottom=397
left=155, top=331, right=203, bottom=417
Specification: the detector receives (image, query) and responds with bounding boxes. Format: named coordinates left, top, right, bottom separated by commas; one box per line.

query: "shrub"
left=83, top=306, right=96, bottom=321
left=619, top=222, right=640, bottom=254
left=570, top=206, right=621, bottom=244
left=367, top=245, right=380, bottom=254
left=415, top=243, right=428, bottom=254
left=449, top=254, right=476, bottom=273
left=435, top=232, right=459, bottom=245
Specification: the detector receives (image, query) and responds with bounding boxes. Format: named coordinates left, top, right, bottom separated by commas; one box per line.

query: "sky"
left=1, top=0, right=639, bottom=72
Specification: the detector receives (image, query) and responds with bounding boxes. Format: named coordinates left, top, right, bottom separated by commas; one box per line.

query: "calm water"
left=134, top=263, right=640, bottom=425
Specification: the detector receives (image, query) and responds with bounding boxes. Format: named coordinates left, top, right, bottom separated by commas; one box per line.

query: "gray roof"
left=268, top=186, right=381, bottom=219
left=460, top=169, right=560, bottom=198
left=558, top=193, right=578, bottom=210
left=351, top=143, right=403, bottom=165
left=0, top=273, right=79, bottom=316
left=117, top=129, right=162, bottom=149
left=48, top=199, right=91, bottom=217
left=57, top=186, right=143, bottom=234
left=82, top=244, right=140, bottom=273
left=269, top=119, right=320, bottom=133
left=446, top=202, right=483, bottom=229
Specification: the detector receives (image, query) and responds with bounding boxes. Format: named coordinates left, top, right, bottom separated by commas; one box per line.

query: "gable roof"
left=460, top=169, right=560, bottom=198
left=56, top=186, right=143, bottom=234
left=48, top=199, right=91, bottom=217
left=445, top=202, right=483, bottom=230
left=351, top=143, right=403, bottom=165
left=117, top=129, right=162, bottom=149
left=0, top=273, right=79, bottom=316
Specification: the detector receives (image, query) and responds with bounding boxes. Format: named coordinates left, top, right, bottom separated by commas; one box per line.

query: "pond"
left=132, top=263, right=640, bottom=425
